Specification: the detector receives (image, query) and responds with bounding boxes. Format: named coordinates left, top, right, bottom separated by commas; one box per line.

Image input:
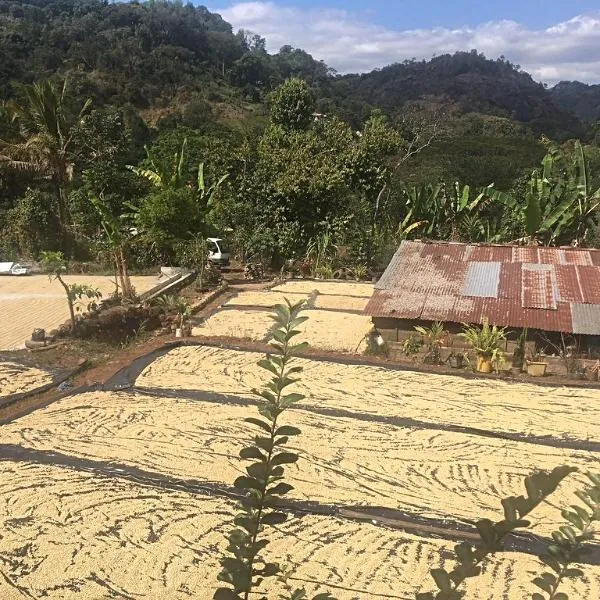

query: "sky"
left=209, top=1, right=600, bottom=84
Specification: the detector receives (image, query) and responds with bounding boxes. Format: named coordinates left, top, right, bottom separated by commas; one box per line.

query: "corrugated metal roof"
left=571, top=303, right=600, bottom=335
left=521, top=264, right=557, bottom=310
left=555, top=265, right=584, bottom=303
left=578, top=266, right=600, bottom=303
left=461, top=261, right=500, bottom=297
left=364, top=240, right=600, bottom=334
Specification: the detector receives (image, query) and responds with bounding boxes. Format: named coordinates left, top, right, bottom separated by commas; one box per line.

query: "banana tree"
left=565, top=140, right=600, bottom=245
left=128, top=137, right=189, bottom=189
left=395, top=208, right=428, bottom=241
left=89, top=193, right=135, bottom=299
left=128, top=137, right=229, bottom=213
left=197, top=161, right=229, bottom=214
left=401, top=182, right=444, bottom=237
left=440, top=182, right=493, bottom=241
left=490, top=151, right=576, bottom=245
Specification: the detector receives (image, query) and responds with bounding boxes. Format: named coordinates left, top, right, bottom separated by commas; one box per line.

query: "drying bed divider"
left=1, top=442, right=597, bottom=564
left=0, top=383, right=99, bottom=424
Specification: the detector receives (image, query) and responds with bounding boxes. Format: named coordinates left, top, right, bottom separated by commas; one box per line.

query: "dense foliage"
left=0, top=0, right=599, bottom=272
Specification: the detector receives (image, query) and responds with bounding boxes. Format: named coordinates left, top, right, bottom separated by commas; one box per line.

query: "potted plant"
left=458, top=320, right=507, bottom=373
left=157, top=295, right=192, bottom=338
left=526, top=348, right=548, bottom=377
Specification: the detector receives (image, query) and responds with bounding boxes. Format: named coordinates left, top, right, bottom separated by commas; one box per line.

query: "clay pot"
left=527, top=361, right=548, bottom=377
left=477, top=355, right=493, bottom=373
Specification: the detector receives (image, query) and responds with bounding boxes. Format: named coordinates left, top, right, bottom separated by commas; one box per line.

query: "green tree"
left=88, top=193, right=135, bottom=300
left=39, top=250, right=101, bottom=332
left=0, top=80, right=92, bottom=247
left=215, top=300, right=334, bottom=600
left=269, top=78, right=315, bottom=131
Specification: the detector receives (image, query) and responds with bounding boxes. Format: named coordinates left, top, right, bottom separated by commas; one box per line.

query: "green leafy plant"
left=175, top=234, right=209, bottom=290
left=417, top=466, right=577, bottom=600
left=306, top=229, right=336, bottom=277
left=40, top=250, right=101, bottom=332
left=353, top=263, right=368, bottom=281
left=415, top=321, right=447, bottom=364
left=215, top=300, right=334, bottom=600
left=458, top=320, right=507, bottom=373
left=402, top=333, right=424, bottom=356
left=512, top=328, right=528, bottom=370
left=533, top=472, right=600, bottom=600
left=89, top=192, right=135, bottom=299
left=315, top=264, right=334, bottom=280
left=156, top=294, right=191, bottom=330
left=68, top=283, right=103, bottom=314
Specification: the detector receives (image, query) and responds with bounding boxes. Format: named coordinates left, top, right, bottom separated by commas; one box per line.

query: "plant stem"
left=243, top=331, right=290, bottom=600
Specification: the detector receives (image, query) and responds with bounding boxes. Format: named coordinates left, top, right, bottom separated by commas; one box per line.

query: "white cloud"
left=212, top=2, right=600, bottom=84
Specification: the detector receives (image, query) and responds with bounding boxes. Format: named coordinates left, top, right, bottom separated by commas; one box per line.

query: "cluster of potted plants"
left=405, top=318, right=555, bottom=377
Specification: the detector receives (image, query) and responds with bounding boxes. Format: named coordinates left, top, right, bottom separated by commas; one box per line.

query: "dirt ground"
left=0, top=275, right=160, bottom=351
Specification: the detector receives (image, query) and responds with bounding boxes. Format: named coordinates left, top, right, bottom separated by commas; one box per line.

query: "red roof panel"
left=512, top=246, right=538, bottom=263
left=578, top=266, right=600, bottom=304
left=497, top=262, right=522, bottom=300
left=555, top=265, right=584, bottom=303
left=590, top=250, right=600, bottom=267
left=421, top=243, right=467, bottom=261
left=561, top=249, right=593, bottom=266
left=469, top=245, right=512, bottom=262
left=521, top=266, right=557, bottom=309
left=538, top=247, right=563, bottom=264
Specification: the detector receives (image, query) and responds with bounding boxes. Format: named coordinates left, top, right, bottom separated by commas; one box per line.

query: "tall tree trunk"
left=57, top=274, right=76, bottom=332
left=54, top=162, right=73, bottom=256
left=118, top=245, right=133, bottom=299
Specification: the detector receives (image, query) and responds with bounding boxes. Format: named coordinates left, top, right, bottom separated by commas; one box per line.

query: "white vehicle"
left=207, top=238, right=230, bottom=267
left=0, top=262, right=29, bottom=276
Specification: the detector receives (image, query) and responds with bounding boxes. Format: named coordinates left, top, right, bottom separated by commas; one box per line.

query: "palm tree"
left=0, top=79, right=92, bottom=244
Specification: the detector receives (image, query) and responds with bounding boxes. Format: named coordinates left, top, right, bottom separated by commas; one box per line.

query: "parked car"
left=0, top=262, right=29, bottom=275
left=207, top=238, right=230, bottom=267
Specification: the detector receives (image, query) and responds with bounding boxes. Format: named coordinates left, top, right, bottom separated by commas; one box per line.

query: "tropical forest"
left=1, top=0, right=600, bottom=277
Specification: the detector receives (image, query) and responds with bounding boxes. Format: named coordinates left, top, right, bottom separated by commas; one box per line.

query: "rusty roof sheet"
left=365, top=240, right=600, bottom=334
left=521, top=264, right=557, bottom=310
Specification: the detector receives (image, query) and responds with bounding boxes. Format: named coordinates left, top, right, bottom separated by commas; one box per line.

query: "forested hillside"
left=1, top=0, right=599, bottom=273
left=551, top=81, right=600, bottom=125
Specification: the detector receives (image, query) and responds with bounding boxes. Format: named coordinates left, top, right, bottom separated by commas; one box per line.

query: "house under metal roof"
left=364, top=241, right=600, bottom=335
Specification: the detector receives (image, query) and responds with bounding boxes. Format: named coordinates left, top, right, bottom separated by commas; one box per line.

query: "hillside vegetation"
left=0, top=0, right=599, bottom=272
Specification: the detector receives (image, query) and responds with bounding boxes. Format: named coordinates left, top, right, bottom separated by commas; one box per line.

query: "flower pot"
left=477, top=355, right=493, bottom=373
left=527, top=361, right=548, bottom=377
left=175, top=328, right=184, bottom=338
